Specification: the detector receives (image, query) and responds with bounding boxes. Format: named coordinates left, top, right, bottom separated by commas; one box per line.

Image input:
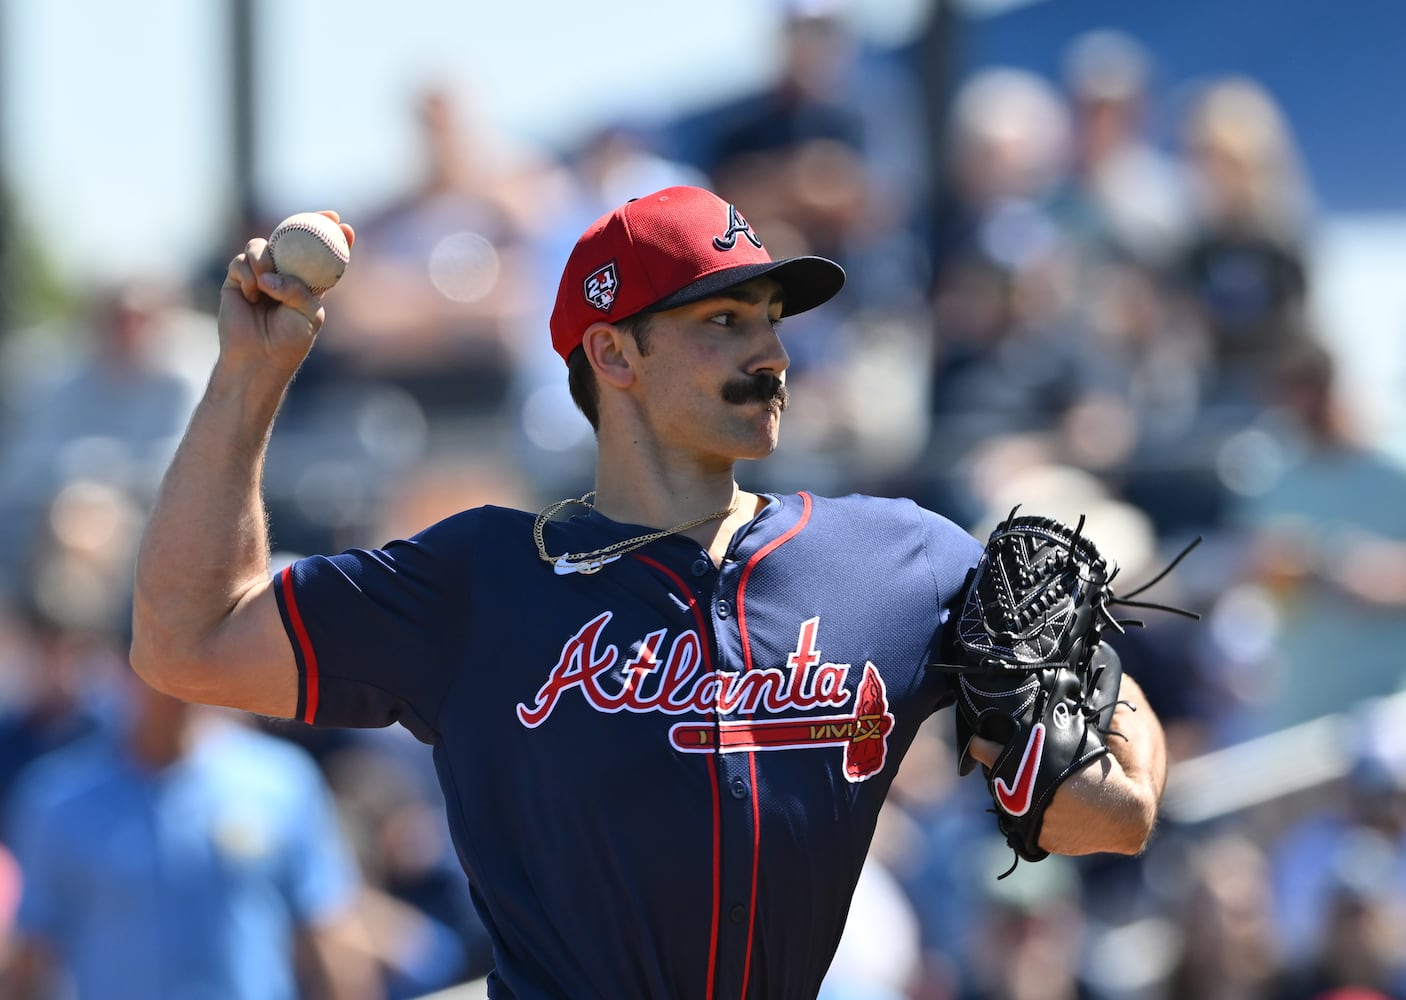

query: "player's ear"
left=582, top=321, right=635, bottom=389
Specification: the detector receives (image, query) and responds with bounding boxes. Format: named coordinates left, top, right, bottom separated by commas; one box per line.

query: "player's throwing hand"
left=219, top=211, right=355, bottom=376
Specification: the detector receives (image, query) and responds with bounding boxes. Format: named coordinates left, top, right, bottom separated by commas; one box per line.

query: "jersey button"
left=730, top=777, right=748, bottom=799
left=691, top=557, right=710, bottom=577
left=717, top=600, right=731, bottom=619
left=729, top=905, right=746, bottom=924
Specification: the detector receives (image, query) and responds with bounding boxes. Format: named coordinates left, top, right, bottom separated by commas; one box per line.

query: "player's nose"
left=747, top=323, right=790, bottom=377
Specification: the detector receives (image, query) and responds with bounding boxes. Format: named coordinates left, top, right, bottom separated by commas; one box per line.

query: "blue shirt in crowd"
left=5, top=717, right=359, bottom=1000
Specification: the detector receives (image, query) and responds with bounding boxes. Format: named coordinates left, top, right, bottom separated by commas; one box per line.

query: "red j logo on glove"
left=994, top=722, right=1046, bottom=817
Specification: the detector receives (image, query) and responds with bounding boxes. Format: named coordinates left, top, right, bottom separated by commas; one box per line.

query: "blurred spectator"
left=0, top=604, right=120, bottom=838
left=1081, top=259, right=1229, bottom=538
left=1278, top=826, right=1406, bottom=1000
left=1, top=664, right=380, bottom=999
left=926, top=66, right=1072, bottom=292
left=1050, top=30, right=1188, bottom=271
left=960, top=854, right=1092, bottom=1000
left=705, top=0, right=870, bottom=276
left=871, top=714, right=995, bottom=998
left=21, top=479, right=144, bottom=638
left=817, top=853, right=924, bottom=1000
left=322, top=733, right=494, bottom=998
left=316, top=84, right=546, bottom=430
left=1268, top=710, right=1406, bottom=998
left=686, top=0, right=931, bottom=324
left=0, top=479, right=143, bottom=829
left=572, top=125, right=711, bottom=221
left=1081, top=261, right=1203, bottom=442
left=1163, top=832, right=1286, bottom=1000
left=706, top=0, right=865, bottom=173
left=1042, top=32, right=1231, bottom=534
left=1172, top=76, right=1315, bottom=410
left=1219, top=339, right=1406, bottom=735
left=917, top=67, right=1144, bottom=504
left=922, top=248, right=1127, bottom=478
left=0, top=282, right=209, bottom=598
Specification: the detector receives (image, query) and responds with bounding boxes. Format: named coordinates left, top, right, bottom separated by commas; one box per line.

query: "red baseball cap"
left=549, top=186, right=846, bottom=363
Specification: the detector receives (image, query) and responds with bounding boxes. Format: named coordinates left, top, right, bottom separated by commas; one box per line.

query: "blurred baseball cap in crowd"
left=1062, top=29, right=1152, bottom=103
left=781, top=0, right=848, bottom=23
left=549, top=186, right=845, bottom=364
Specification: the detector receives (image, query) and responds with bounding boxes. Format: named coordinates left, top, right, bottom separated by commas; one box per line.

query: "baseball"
left=267, top=212, right=351, bottom=294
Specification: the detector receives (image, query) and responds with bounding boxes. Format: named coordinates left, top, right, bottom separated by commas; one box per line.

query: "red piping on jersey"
left=635, top=553, right=721, bottom=1000
left=736, top=492, right=811, bottom=672
left=734, top=491, right=812, bottom=997
left=706, top=753, right=722, bottom=1000
left=742, top=749, right=761, bottom=996
left=279, top=566, right=320, bottom=725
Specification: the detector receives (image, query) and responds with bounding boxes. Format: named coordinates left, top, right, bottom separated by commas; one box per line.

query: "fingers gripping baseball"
left=218, top=213, right=355, bottom=375
left=220, top=243, right=323, bottom=373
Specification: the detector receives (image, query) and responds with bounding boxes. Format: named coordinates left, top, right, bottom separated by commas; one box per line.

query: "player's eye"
left=707, top=308, right=781, bottom=332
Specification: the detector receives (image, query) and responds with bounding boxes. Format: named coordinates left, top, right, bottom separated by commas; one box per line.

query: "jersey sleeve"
left=919, top=507, right=984, bottom=701
left=273, top=515, right=475, bottom=742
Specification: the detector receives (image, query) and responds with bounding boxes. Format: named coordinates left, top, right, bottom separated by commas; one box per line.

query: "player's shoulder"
left=412, top=503, right=533, bottom=535
left=801, top=491, right=923, bottom=516
left=790, top=492, right=983, bottom=571
left=394, top=503, right=535, bottom=554
left=288, top=504, right=539, bottom=595
left=799, top=491, right=975, bottom=537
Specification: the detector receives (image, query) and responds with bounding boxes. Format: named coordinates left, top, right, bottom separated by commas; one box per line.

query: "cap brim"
left=644, top=256, right=846, bottom=318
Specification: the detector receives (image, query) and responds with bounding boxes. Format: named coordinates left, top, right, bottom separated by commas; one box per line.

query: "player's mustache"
left=721, top=373, right=788, bottom=411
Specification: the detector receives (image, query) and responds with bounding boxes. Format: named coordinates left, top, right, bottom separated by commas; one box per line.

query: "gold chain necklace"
left=534, top=489, right=739, bottom=575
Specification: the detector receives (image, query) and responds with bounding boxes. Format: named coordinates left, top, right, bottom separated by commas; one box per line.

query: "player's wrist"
left=206, top=356, right=297, bottom=419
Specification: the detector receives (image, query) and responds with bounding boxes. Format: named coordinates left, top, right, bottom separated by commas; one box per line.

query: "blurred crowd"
left=0, top=2, right=1404, bottom=997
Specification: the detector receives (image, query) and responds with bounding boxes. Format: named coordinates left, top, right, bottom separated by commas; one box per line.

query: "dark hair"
left=566, top=312, right=655, bottom=431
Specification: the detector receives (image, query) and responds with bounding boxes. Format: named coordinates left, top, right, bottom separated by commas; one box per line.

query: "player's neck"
left=592, top=433, right=734, bottom=522
left=584, top=488, right=749, bottom=570
left=591, top=476, right=741, bottom=532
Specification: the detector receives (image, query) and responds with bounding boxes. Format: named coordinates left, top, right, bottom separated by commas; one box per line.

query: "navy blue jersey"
left=274, top=491, right=981, bottom=1000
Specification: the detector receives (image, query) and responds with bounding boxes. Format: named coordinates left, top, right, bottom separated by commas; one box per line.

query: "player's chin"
left=737, top=438, right=779, bottom=461
left=735, top=414, right=782, bottom=459
left=715, top=400, right=782, bottom=456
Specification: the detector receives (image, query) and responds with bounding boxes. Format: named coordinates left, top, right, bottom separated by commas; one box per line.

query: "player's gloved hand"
left=933, top=509, right=1197, bottom=877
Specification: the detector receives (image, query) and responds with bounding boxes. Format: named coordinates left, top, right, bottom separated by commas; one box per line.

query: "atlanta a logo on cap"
left=713, top=204, right=764, bottom=252
left=584, top=261, right=620, bottom=312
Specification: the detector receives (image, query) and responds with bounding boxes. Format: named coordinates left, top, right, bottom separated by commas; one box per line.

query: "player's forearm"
left=130, top=363, right=289, bottom=693
left=1039, top=673, right=1167, bottom=856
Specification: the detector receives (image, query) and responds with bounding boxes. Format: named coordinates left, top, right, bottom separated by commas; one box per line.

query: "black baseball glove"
left=933, top=509, right=1197, bottom=875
